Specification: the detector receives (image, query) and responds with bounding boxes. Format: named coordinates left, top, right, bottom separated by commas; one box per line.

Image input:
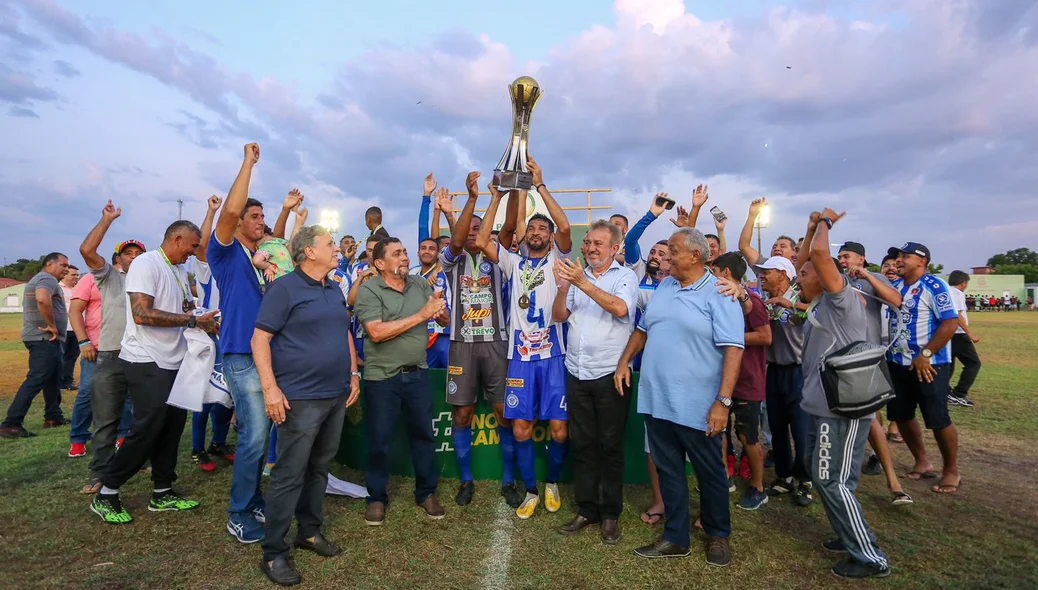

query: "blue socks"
left=266, top=424, right=278, bottom=464
left=498, top=427, right=516, bottom=485
left=516, top=438, right=537, bottom=493
left=548, top=439, right=568, bottom=483
left=453, top=426, right=473, bottom=482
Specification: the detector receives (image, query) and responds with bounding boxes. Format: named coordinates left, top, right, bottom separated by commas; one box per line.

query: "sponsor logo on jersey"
left=461, top=326, right=497, bottom=338
left=516, top=329, right=554, bottom=357
left=461, top=307, right=492, bottom=321
left=448, top=365, right=463, bottom=375
left=460, top=291, right=495, bottom=306
left=506, top=378, right=524, bottom=388
left=480, top=261, right=492, bottom=274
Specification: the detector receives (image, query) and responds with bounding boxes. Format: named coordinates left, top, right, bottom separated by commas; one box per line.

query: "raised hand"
left=435, top=187, right=453, bottom=214
left=749, top=197, right=767, bottom=216
left=807, top=211, right=822, bottom=232
left=465, top=171, right=481, bottom=198
left=714, top=214, right=727, bottom=232
left=101, top=199, right=122, bottom=221
left=344, top=243, right=358, bottom=260
left=527, top=154, right=544, bottom=186
left=244, top=143, right=260, bottom=164
left=359, top=268, right=378, bottom=283
left=283, top=188, right=304, bottom=211
left=819, top=207, right=846, bottom=226
left=649, top=192, right=669, bottom=217
left=296, top=206, right=309, bottom=222
left=487, top=181, right=504, bottom=201
left=423, top=172, right=437, bottom=196
left=669, top=205, right=690, bottom=228
left=207, top=195, right=223, bottom=212
left=692, top=184, right=709, bottom=208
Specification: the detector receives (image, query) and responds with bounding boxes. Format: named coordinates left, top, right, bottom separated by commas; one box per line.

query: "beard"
left=646, top=260, right=661, bottom=275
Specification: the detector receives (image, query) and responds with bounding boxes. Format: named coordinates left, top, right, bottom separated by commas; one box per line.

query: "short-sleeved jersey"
left=496, top=242, right=569, bottom=361
left=409, top=264, right=451, bottom=337
left=440, top=248, right=508, bottom=343
left=887, top=274, right=958, bottom=366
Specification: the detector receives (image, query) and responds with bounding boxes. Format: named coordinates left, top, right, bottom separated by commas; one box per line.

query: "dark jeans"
left=263, top=395, right=347, bottom=561
left=192, top=402, right=232, bottom=451
left=765, top=363, right=810, bottom=481
left=646, top=415, right=731, bottom=547
left=2, top=339, right=65, bottom=427
left=61, top=336, right=81, bottom=388
left=101, top=361, right=186, bottom=490
left=951, top=334, right=982, bottom=398
left=364, top=369, right=437, bottom=505
left=89, top=352, right=135, bottom=478
left=568, top=373, right=631, bottom=520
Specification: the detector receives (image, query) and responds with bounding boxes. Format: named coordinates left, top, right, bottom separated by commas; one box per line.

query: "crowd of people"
left=0, top=143, right=985, bottom=585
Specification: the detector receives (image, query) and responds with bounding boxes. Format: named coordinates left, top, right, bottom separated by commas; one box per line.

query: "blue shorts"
left=504, top=356, right=568, bottom=421
left=426, top=335, right=449, bottom=369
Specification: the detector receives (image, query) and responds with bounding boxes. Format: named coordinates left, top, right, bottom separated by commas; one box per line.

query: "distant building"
left=944, top=273, right=1026, bottom=303
left=0, top=283, right=24, bottom=313
left=971, top=266, right=996, bottom=275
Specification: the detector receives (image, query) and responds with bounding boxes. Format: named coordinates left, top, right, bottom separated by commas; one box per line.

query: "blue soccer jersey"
left=887, top=274, right=958, bottom=366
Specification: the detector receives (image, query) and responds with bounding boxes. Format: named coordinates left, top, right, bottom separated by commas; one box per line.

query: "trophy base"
left=493, top=169, right=533, bottom=191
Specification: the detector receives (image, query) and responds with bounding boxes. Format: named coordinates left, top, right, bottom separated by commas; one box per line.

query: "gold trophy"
left=493, top=76, right=541, bottom=191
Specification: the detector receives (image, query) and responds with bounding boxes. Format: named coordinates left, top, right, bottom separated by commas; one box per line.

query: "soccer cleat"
left=455, top=481, right=475, bottom=506
left=91, top=494, right=133, bottom=525
left=207, top=443, right=236, bottom=462
left=149, top=491, right=200, bottom=512
left=516, top=492, right=540, bottom=519
left=192, top=450, right=216, bottom=472
left=544, top=483, right=561, bottom=513
left=68, top=442, right=87, bottom=458
left=501, top=482, right=523, bottom=509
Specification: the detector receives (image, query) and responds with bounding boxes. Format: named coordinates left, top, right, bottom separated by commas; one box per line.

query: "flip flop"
left=931, top=479, right=961, bottom=494
left=640, top=512, right=664, bottom=525
left=892, top=491, right=914, bottom=505
left=903, top=470, right=938, bottom=480
left=887, top=433, right=904, bottom=443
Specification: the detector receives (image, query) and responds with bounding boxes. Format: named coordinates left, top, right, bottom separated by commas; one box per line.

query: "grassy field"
left=1, top=313, right=1037, bottom=589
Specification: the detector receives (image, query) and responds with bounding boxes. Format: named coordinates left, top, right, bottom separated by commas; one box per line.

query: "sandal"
left=640, top=511, right=664, bottom=525
left=891, top=491, right=914, bottom=505
left=903, top=470, right=938, bottom=480
left=887, top=432, right=903, bottom=443
left=931, top=478, right=961, bottom=494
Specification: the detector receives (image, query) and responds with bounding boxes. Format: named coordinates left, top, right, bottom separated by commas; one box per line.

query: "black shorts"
left=732, top=399, right=762, bottom=445
left=446, top=340, right=508, bottom=406
left=886, top=362, right=952, bottom=430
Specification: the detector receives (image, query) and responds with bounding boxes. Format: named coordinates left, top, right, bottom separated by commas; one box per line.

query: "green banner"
left=337, top=370, right=653, bottom=483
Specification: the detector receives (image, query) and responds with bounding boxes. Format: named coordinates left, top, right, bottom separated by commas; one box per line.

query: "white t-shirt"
left=949, top=287, right=968, bottom=335
left=119, top=250, right=191, bottom=370
left=496, top=242, right=569, bottom=361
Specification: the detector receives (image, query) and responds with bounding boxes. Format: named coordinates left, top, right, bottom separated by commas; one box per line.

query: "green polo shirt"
left=354, top=274, right=433, bottom=381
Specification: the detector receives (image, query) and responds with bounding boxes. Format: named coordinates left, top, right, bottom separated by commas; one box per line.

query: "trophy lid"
left=510, top=76, right=540, bottom=103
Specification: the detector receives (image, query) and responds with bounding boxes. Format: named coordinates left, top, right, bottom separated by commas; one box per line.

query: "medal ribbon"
left=520, top=255, right=549, bottom=297
left=159, top=247, right=190, bottom=306
left=240, top=242, right=266, bottom=292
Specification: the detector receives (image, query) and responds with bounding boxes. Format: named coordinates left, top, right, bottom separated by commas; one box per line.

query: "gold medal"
left=471, top=283, right=481, bottom=293
left=518, top=294, right=530, bottom=309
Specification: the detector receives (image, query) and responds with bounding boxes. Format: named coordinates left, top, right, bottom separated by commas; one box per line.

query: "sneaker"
left=501, top=482, right=523, bottom=509
left=207, top=443, right=236, bottom=462
left=149, top=491, right=200, bottom=512
left=705, top=535, right=732, bottom=567
left=192, top=450, right=216, bottom=472
left=63, top=383, right=78, bottom=391
left=0, top=425, right=36, bottom=438
left=115, top=437, right=125, bottom=450
left=727, top=478, right=737, bottom=493
left=68, top=442, right=87, bottom=458
left=831, top=557, right=891, bottom=579
left=739, top=455, right=751, bottom=480
left=947, top=394, right=965, bottom=407
left=822, top=538, right=848, bottom=553
left=793, top=481, right=815, bottom=506
left=516, top=491, right=539, bottom=519
left=91, top=494, right=133, bottom=525
left=862, top=454, right=883, bottom=476
left=455, top=481, right=475, bottom=506
left=227, top=514, right=264, bottom=543
left=544, top=483, right=561, bottom=513
left=737, top=487, right=768, bottom=511
left=768, top=477, right=794, bottom=495
left=958, top=396, right=975, bottom=408
left=253, top=508, right=266, bottom=524
left=43, top=418, right=70, bottom=428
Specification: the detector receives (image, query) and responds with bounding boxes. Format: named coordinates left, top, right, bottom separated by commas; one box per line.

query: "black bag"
left=818, top=340, right=895, bottom=418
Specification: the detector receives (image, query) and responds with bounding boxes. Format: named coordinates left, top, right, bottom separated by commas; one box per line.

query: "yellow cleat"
left=516, top=492, right=539, bottom=519
left=545, top=483, right=561, bottom=513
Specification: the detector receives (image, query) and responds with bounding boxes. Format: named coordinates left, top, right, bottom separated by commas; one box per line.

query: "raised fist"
left=244, top=143, right=260, bottom=164
left=102, top=199, right=121, bottom=221
left=207, top=195, right=223, bottom=212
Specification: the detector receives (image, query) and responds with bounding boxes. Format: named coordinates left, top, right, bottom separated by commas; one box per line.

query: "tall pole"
left=756, top=223, right=762, bottom=255
left=177, top=199, right=184, bottom=220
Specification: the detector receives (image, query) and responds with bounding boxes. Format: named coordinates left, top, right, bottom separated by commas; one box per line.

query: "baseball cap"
left=753, top=256, right=796, bottom=281
left=115, top=240, right=146, bottom=254
left=838, top=241, right=866, bottom=257
left=887, top=242, right=930, bottom=261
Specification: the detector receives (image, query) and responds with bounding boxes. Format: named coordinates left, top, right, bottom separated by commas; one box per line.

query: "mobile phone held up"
left=710, top=206, right=727, bottom=223
left=655, top=195, right=676, bottom=211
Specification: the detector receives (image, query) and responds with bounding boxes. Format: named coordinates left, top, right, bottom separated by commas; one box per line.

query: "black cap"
left=888, top=242, right=931, bottom=261
left=838, top=241, right=866, bottom=257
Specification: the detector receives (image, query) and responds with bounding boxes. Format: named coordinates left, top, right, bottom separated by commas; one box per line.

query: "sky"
left=1, top=0, right=1036, bottom=271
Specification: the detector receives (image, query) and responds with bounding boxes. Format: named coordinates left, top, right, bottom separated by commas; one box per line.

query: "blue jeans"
left=192, top=402, right=232, bottom=451
left=71, top=357, right=136, bottom=444
left=223, top=353, right=270, bottom=516
left=364, top=369, right=437, bottom=505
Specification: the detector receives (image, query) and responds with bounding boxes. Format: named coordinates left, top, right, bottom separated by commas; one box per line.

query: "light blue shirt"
left=564, top=261, right=639, bottom=380
left=637, top=272, right=745, bottom=431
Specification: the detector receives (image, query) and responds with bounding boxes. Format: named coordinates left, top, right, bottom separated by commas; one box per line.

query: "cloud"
left=5, top=0, right=1038, bottom=268
left=51, top=59, right=79, bottom=77
left=8, top=105, right=39, bottom=118
left=0, top=62, right=58, bottom=105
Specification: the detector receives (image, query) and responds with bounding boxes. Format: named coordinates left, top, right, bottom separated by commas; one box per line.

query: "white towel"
left=325, top=474, right=367, bottom=498
left=205, top=354, right=233, bottom=409
left=167, top=328, right=216, bottom=412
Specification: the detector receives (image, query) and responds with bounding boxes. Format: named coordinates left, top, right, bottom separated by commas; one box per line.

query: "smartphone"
left=710, top=206, right=727, bottom=223
left=655, top=195, right=676, bottom=210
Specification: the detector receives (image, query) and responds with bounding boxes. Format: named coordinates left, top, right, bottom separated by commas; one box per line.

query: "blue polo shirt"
left=255, top=267, right=351, bottom=400
left=208, top=233, right=266, bottom=354
left=637, top=272, right=745, bottom=431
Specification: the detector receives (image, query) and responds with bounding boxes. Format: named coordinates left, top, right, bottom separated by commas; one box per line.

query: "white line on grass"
left=480, top=500, right=514, bottom=587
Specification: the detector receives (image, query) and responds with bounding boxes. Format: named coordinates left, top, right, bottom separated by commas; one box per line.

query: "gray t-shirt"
left=766, top=285, right=805, bottom=365
left=801, top=276, right=869, bottom=418
left=92, top=262, right=128, bottom=352
left=21, top=272, right=67, bottom=342
left=848, top=272, right=891, bottom=345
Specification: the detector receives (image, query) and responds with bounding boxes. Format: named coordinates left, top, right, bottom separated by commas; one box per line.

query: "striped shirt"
left=409, top=264, right=451, bottom=337
left=496, top=242, right=569, bottom=361
left=440, top=247, right=507, bottom=343
left=887, top=274, right=958, bottom=366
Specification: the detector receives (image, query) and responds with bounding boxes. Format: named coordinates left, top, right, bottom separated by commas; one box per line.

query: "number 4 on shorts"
left=560, top=397, right=567, bottom=411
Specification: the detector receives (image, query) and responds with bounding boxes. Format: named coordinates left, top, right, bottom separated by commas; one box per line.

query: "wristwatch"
left=920, top=349, right=933, bottom=359
left=187, top=316, right=197, bottom=329
left=738, top=292, right=750, bottom=303
left=821, top=217, right=834, bottom=229
left=715, top=395, right=733, bottom=409
left=351, top=371, right=361, bottom=378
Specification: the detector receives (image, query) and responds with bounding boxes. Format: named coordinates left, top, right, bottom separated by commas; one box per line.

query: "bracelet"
left=535, top=183, right=546, bottom=191
left=822, top=217, right=834, bottom=229
left=78, top=340, right=91, bottom=347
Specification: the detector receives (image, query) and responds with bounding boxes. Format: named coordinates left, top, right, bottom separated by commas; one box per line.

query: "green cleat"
left=91, top=494, right=133, bottom=525
left=149, top=492, right=200, bottom=512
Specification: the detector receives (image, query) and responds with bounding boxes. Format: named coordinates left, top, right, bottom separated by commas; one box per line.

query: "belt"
left=398, top=365, right=421, bottom=374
